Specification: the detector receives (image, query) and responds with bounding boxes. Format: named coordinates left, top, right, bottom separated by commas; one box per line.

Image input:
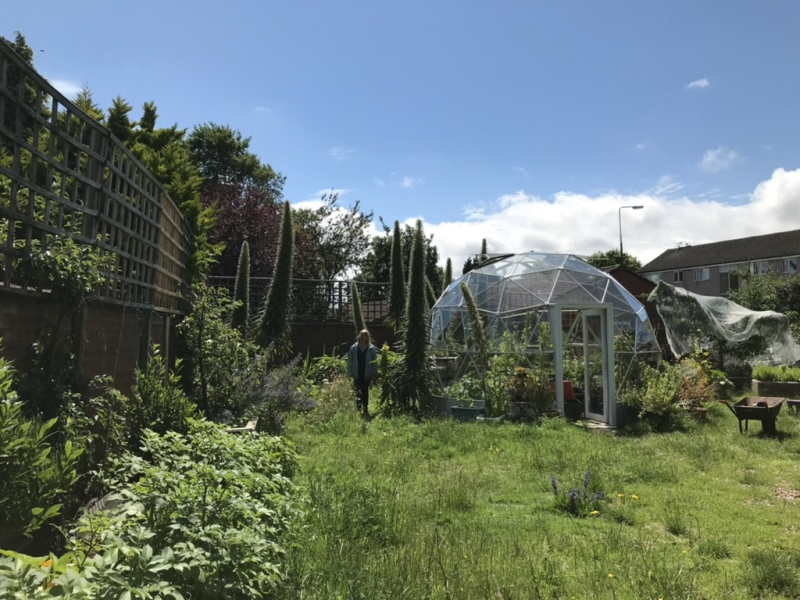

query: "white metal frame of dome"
left=430, top=252, right=660, bottom=426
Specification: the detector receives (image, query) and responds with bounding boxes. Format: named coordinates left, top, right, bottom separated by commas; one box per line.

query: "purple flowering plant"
left=550, top=469, right=606, bottom=517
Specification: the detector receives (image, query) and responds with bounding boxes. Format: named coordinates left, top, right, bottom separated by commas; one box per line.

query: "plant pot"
left=563, top=401, right=583, bottom=422
left=476, top=414, right=506, bottom=424
left=450, top=406, right=485, bottom=422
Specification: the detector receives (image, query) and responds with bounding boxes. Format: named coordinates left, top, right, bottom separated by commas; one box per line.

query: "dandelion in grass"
left=608, top=573, right=614, bottom=579
left=590, top=510, right=600, bottom=516
left=617, top=493, right=624, bottom=498
left=631, top=494, right=639, bottom=500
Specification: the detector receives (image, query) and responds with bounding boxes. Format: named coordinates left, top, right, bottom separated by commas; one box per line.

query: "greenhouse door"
left=582, top=310, right=608, bottom=422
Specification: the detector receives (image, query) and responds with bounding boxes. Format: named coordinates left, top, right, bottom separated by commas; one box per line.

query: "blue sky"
left=7, top=1, right=800, bottom=270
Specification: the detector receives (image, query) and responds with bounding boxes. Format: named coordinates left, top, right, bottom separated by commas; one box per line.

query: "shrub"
left=743, top=547, right=800, bottom=598
left=238, top=353, right=314, bottom=434
left=0, top=349, right=82, bottom=552
left=132, top=347, right=197, bottom=440
left=636, top=365, right=686, bottom=432
left=178, top=283, right=250, bottom=419
left=0, top=421, right=300, bottom=599
left=550, top=469, right=606, bottom=518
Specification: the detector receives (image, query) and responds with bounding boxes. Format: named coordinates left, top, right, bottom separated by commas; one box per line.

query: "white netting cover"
left=648, top=281, right=800, bottom=366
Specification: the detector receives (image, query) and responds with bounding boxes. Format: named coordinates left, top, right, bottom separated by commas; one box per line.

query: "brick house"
left=638, top=229, right=800, bottom=297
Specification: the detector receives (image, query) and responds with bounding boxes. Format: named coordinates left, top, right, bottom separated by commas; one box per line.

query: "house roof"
left=639, top=229, right=800, bottom=273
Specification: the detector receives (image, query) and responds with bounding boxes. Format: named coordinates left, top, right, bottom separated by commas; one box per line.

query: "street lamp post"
left=618, top=205, right=644, bottom=265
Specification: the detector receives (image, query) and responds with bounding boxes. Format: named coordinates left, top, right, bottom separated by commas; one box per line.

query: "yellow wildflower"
left=608, top=573, right=614, bottom=579
left=590, top=510, right=600, bottom=516
left=631, top=494, right=639, bottom=500
left=617, top=493, right=624, bottom=498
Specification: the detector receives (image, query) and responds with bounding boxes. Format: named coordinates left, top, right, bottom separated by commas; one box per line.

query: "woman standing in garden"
left=347, top=329, right=378, bottom=418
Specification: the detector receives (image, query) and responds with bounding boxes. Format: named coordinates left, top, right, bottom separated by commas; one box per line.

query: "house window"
left=719, top=271, right=739, bottom=296
left=693, top=268, right=710, bottom=282
left=751, top=261, right=771, bottom=275
left=673, top=270, right=683, bottom=283
left=781, top=258, right=798, bottom=274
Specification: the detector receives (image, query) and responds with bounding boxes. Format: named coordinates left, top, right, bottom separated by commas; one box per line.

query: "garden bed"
left=751, top=379, right=800, bottom=399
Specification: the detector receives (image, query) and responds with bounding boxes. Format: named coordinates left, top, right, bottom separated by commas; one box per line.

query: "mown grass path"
left=280, top=403, right=800, bottom=599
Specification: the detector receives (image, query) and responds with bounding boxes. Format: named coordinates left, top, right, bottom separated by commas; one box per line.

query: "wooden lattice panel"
left=0, top=41, right=191, bottom=313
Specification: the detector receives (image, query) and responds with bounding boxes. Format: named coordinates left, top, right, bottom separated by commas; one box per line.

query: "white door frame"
left=551, top=304, right=616, bottom=426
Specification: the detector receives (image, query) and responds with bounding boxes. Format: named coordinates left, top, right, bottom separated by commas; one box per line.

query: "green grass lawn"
left=278, top=401, right=800, bottom=599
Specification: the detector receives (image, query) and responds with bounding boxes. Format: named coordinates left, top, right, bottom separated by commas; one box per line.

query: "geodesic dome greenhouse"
left=430, top=252, right=661, bottom=424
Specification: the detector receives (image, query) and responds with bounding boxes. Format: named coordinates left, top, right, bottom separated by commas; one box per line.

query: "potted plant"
left=506, top=367, right=552, bottom=420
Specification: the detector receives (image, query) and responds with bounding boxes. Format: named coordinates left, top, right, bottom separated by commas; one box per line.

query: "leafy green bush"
left=0, top=350, right=82, bottom=552
left=632, top=365, right=686, bottom=432
left=743, top=547, right=800, bottom=598
left=132, top=347, right=197, bottom=439
left=0, top=421, right=300, bottom=599
left=178, top=283, right=251, bottom=420
left=752, top=364, right=800, bottom=382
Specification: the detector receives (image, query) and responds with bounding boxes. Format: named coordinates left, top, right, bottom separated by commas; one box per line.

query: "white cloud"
left=254, top=106, right=271, bottom=114
left=684, top=78, right=710, bottom=91
left=699, top=146, right=742, bottom=173
left=374, top=177, right=385, bottom=187
left=48, top=78, right=82, bottom=99
left=296, top=188, right=352, bottom=209
left=635, top=140, right=654, bottom=152
left=649, top=175, right=684, bottom=195
left=400, top=176, right=423, bottom=188
left=418, top=167, right=800, bottom=274
left=512, top=166, right=529, bottom=178
left=329, top=146, right=354, bottom=161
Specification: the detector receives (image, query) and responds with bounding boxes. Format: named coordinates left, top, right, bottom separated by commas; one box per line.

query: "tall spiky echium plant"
left=231, top=240, right=250, bottom=335
left=256, top=201, right=294, bottom=357
left=351, top=280, right=366, bottom=333
left=399, top=219, right=431, bottom=409
left=460, top=281, right=489, bottom=408
left=443, top=258, right=453, bottom=289
left=386, top=220, right=406, bottom=332
left=425, top=277, right=437, bottom=310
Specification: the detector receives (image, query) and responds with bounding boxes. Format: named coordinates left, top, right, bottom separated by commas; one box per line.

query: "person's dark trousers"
left=354, top=379, right=370, bottom=416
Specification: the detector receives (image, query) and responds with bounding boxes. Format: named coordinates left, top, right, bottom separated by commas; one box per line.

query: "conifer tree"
left=351, top=280, right=366, bottom=333
left=231, top=241, right=250, bottom=335
left=400, top=219, right=430, bottom=409
left=256, top=201, right=294, bottom=356
left=386, top=220, right=406, bottom=331
left=480, top=238, right=488, bottom=264
left=444, top=258, right=453, bottom=288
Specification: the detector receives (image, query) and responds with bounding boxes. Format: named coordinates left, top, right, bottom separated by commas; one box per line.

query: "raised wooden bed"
left=751, top=379, right=800, bottom=399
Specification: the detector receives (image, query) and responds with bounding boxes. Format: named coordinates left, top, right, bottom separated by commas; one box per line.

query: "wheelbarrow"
left=721, top=396, right=784, bottom=435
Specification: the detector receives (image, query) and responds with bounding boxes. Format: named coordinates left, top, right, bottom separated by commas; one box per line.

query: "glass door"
left=582, top=310, right=608, bottom=422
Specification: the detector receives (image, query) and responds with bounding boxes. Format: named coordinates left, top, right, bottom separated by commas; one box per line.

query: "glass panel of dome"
left=563, top=255, right=602, bottom=274
left=499, top=278, right=548, bottom=312
left=512, top=270, right=559, bottom=304
left=475, top=280, right=505, bottom=313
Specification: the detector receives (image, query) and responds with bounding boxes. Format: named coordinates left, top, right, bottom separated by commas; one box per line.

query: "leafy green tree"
left=231, top=241, right=250, bottom=335
left=351, top=280, right=366, bottom=333
left=586, top=249, right=642, bottom=271
left=256, top=201, right=294, bottom=356
left=386, top=220, right=406, bottom=331
left=187, top=123, right=285, bottom=199
left=292, top=192, right=373, bottom=280
left=398, top=219, right=431, bottom=409
left=730, top=270, right=800, bottom=339
left=359, top=219, right=443, bottom=294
